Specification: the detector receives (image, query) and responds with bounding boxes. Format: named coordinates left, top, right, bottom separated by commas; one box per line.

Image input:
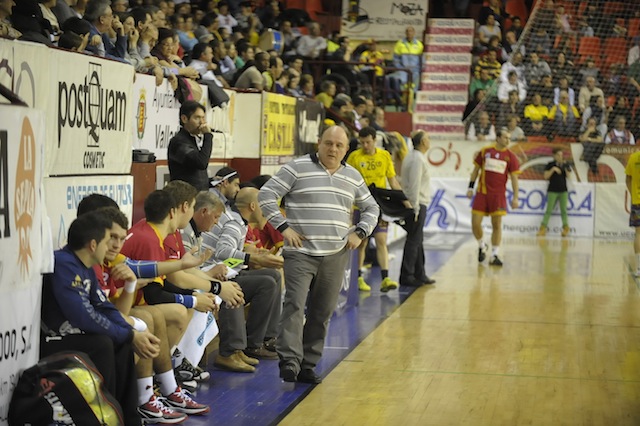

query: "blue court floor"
left=182, top=234, right=468, bottom=425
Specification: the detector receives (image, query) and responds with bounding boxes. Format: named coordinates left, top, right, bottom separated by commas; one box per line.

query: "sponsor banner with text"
left=0, top=107, right=46, bottom=425
left=341, top=0, right=427, bottom=41
left=261, top=93, right=296, bottom=157
left=43, top=175, right=134, bottom=250
left=48, top=48, right=134, bottom=175
left=594, top=184, right=635, bottom=239
left=132, top=74, right=181, bottom=161
left=425, top=178, right=595, bottom=237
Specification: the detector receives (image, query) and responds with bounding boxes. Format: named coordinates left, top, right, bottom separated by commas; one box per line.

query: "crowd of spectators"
left=1, top=0, right=420, bottom=126
left=466, top=0, right=640, bottom=146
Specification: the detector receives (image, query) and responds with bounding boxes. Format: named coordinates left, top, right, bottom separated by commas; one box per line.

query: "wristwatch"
left=354, top=228, right=367, bottom=240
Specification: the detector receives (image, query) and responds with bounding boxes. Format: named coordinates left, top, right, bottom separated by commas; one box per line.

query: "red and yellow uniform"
left=472, top=144, right=520, bottom=216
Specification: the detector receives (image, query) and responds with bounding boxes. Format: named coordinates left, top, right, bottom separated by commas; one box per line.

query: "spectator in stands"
left=579, top=116, right=605, bottom=174
left=39, top=0, right=61, bottom=36
left=525, top=52, right=551, bottom=87
left=477, top=14, right=501, bottom=48
left=235, top=50, right=269, bottom=90
left=501, top=30, right=524, bottom=63
left=554, top=4, right=572, bottom=34
left=173, top=13, right=197, bottom=53
left=498, top=72, right=526, bottom=104
left=507, top=16, right=523, bottom=39
left=235, top=1, right=262, bottom=33
left=479, top=0, right=509, bottom=29
left=499, top=89, right=524, bottom=128
left=58, top=29, right=88, bottom=51
left=258, top=0, right=281, bottom=30
left=464, top=88, right=486, bottom=120
left=352, top=96, right=367, bottom=130
left=296, top=21, right=326, bottom=61
left=528, top=27, right=551, bottom=56
left=84, top=0, right=122, bottom=59
left=194, top=12, right=222, bottom=43
left=189, top=42, right=222, bottom=83
left=524, top=93, right=549, bottom=135
left=52, top=0, right=79, bottom=25
left=279, top=20, right=299, bottom=58
left=475, top=48, right=502, bottom=80
left=298, top=73, right=314, bottom=98
left=629, top=36, right=640, bottom=67
left=553, top=76, right=575, bottom=106
left=263, top=55, right=284, bottom=92
left=275, top=68, right=290, bottom=94
left=0, top=0, right=21, bottom=39
left=628, top=56, right=640, bottom=101
left=315, top=80, right=336, bottom=109
left=467, top=111, right=496, bottom=142
left=607, top=96, right=632, bottom=130
left=581, top=95, right=608, bottom=136
left=12, top=0, right=55, bottom=45
left=538, top=74, right=555, bottom=107
left=578, top=76, right=605, bottom=113
left=150, top=4, right=166, bottom=29
left=216, top=1, right=237, bottom=34
left=111, top=0, right=126, bottom=13
left=209, top=38, right=233, bottom=85
left=550, top=52, right=574, bottom=87
left=152, top=28, right=200, bottom=79
left=286, top=68, right=300, bottom=95
left=392, top=25, right=424, bottom=91
left=548, top=90, right=580, bottom=138
left=577, top=57, right=601, bottom=87
left=605, top=116, right=636, bottom=145
left=576, top=16, right=594, bottom=37
left=504, top=115, right=526, bottom=142
left=115, top=12, right=149, bottom=72
left=235, top=41, right=254, bottom=68
left=470, top=68, right=496, bottom=98
left=499, top=51, right=525, bottom=84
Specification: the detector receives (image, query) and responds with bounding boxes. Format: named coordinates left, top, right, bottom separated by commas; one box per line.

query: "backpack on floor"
left=8, top=351, right=124, bottom=426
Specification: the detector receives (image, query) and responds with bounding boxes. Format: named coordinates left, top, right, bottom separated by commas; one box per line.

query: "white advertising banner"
left=8, top=41, right=50, bottom=110
left=232, top=92, right=262, bottom=159
left=340, top=0, right=428, bottom=41
left=0, top=106, right=46, bottom=425
left=132, top=74, right=181, bottom=161
left=424, top=178, right=595, bottom=237
left=594, top=184, right=635, bottom=239
left=43, top=175, right=134, bottom=250
left=47, top=48, right=134, bottom=175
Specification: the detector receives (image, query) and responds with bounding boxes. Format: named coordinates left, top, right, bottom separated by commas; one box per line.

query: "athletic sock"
left=157, top=370, right=179, bottom=396
left=137, top=376, right=154, bottom=405
left=492, top=246, right=500, bottom=257
left=381, top=269, right=389, bottom=279
left=477, top=239, right=485, bottom=248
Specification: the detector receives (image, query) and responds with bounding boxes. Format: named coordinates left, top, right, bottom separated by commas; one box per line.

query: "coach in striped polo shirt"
left=258, top=126, right=380, bottom=384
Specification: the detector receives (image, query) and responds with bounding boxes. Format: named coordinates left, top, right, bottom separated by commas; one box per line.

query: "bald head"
left=235, top=187, right=259, bottom=209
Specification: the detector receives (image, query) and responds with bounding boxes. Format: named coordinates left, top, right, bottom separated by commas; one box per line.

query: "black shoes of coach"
left=297, top=369, right=322, bottom=384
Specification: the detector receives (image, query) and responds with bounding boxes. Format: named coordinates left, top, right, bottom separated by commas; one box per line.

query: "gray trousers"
left=218, top=268, right=281, bottom=356
left=277, top=247, right=350, bottom=373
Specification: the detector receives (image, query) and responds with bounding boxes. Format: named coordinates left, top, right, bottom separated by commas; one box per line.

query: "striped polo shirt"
left=258, top=153, right=380, bottom=256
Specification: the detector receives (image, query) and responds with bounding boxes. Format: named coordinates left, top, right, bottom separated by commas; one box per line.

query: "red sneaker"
left=164, top=386, right=210, bottom=415
left=137, top=394, right=187, bottom=424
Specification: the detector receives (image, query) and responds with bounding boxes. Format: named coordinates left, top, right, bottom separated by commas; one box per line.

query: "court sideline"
left=279, top=235, right=640, bottom=425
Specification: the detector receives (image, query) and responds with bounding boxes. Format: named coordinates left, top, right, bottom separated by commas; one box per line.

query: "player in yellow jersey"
left=625, top=150, right=640, bottom=276
left=347, top=126, right=411, bottom=292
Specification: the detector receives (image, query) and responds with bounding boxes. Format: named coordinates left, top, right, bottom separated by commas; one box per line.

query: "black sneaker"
left=174, top=357, right=210, bottom=382
left=489, top=256, right=503, bottom=266
left=478, top=243, right=487, bottom=262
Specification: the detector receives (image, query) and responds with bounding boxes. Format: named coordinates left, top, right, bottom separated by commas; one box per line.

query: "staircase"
left=413, top=19, right=475, bottom=140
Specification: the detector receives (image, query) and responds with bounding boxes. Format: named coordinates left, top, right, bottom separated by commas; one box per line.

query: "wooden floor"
left=280, top=235, right=640, bottom=425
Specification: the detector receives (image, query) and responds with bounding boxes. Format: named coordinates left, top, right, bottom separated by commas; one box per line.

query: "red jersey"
left=473, top=144, right=520, bottom=195
left=164, top=230, right=186, bottom=260
left=258, top=222, right=284, bottom=252
left=245, top=225, right=264, bottom=250
left=121, top=219, right=167, bottom=289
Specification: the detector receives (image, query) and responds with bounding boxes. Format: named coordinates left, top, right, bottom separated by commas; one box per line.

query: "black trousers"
left=41, top=334, right=141, bottom=426
left=400, top=204, right=427, bottom=286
